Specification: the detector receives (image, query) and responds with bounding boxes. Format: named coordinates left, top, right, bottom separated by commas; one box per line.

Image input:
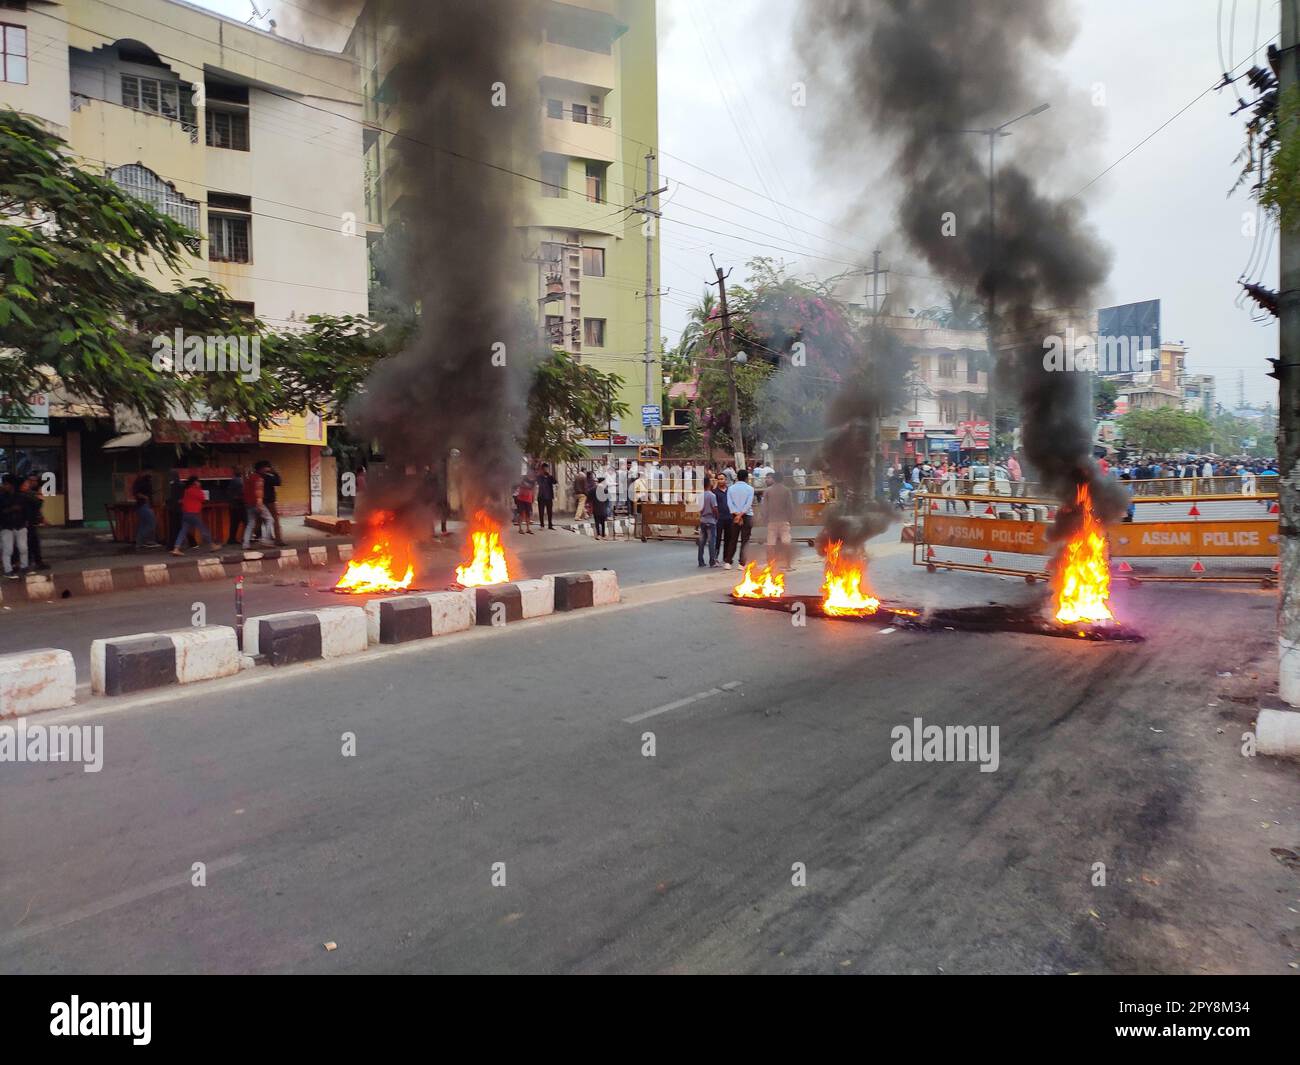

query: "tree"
left=1095, top=378, right=1118, bottom=419
left=520, top=350, right=628, bottom=464
left=1118, top=408, right=1213, bottom=453
left=0, top=109, right=397, bottom=430
left=916, top=287, right=985, bottom=330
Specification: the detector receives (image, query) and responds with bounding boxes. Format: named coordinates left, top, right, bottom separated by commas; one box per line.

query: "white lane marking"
left=624, top=680, right=742, bottom=724
left=0, top=853, right=246, bottom=948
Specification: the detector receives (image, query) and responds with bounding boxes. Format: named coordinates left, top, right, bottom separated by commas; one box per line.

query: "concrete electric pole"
left=634, top=152, right=667, bottom=449
left=710, top=256, right=746, bottom=471
left=1277, top=1, right=1300, bottom=702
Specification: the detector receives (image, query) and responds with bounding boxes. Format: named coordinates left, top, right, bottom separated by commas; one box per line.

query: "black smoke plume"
left=796, top=0, right=1126, bottom=538
left=307, top=0, right=543, bottom=527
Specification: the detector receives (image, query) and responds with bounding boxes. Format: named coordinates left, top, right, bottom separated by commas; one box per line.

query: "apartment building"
left=1, top=0, right=367, bottom=524
left=350, top=0, right=661, bottom=461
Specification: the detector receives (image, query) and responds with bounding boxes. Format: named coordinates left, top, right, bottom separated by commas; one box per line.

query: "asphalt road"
left=0, top=549, right=1294, bottom=974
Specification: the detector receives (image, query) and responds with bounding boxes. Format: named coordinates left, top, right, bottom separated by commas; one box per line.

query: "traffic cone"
left=1272, top=560, right=1281, bottom=574
left=1188, top=504, right=1200, bottom=517
left=931, top=500, right=939, bottom=511
left=926, top=546, right=936, bottom=559
left=985, top=504, right=995, bottom=515
left=1269, top=501, right=1279, bottom=514
left=1190, top=559, right=1206, bottom=574
left=982, top=552, right=993, bottom=564
left=1117, top=560, right=1133, bottom=573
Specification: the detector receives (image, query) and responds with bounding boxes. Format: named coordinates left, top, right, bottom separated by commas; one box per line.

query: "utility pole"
left=633, top=152, right=668, bottom=449
left=1277, top=0, right=1300, bottom=703
left=710, top=256, right=746, bottom=470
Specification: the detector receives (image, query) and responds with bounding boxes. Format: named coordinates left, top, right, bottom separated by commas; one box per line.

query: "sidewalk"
left=0, top=517, right=355, bottom=606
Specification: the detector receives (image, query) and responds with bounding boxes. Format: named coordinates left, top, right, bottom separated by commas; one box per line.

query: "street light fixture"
left=954, top=102, right=1050, bottom=460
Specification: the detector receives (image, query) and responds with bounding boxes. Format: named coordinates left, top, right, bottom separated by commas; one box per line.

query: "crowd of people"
left=129, top=460, right=288, bottom=556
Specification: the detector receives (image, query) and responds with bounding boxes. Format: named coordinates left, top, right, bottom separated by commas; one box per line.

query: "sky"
left=192, top=0, right=1281, bottom=408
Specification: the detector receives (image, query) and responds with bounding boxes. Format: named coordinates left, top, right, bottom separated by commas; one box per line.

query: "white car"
left=966, top=464, right=1012, bottom=496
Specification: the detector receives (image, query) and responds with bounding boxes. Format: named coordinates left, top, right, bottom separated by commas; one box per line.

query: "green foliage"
left=1095, top=378, right=1118, bottom=418
left=521, top=349, right=628, bottom=464
left=916, top=287, right=985, bottom=330
left=1118, top=408, right=1213, bottom=453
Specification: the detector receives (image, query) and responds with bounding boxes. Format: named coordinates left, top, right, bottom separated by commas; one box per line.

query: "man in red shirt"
left=171, top=476, right=222, bottom=555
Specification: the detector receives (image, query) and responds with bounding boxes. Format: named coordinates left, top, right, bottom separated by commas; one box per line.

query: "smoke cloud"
left=796, top=0, right=1126, bottom=534
left=306, top=0, right=543, bottom=525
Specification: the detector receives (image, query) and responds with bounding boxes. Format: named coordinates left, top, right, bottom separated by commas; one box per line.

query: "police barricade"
left=913, top=491, right=1280, bottom=585
left=639, top=486, right=832, bottom=543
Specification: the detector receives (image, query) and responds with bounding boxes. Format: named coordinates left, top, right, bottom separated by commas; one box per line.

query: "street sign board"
left=641, top=405, right=662, bottom=427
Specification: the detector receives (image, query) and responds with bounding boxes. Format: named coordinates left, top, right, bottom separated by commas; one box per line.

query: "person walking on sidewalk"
left=131, top=470, right=161, bottom=550
left=573, top=469, right=589, bottom=521
left=0, top=475, right=28, bottom=579
left=256, top=461, right=286, bottom=546
left=723, top=469, right=755, bottom=569
left=225, top=468, right=246, bottom=545
left=171, top=476, right=221, bottom=555
left=535, top=463, right=557, bottom=530
left=17, top=474, right=49, bottom=570
left=697, top=474, right=719, bottom=567
left=242, top=466, right=274, bottom=550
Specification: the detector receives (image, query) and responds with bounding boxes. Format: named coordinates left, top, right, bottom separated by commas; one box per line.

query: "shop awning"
left=102, top=432, right=152, bottom=451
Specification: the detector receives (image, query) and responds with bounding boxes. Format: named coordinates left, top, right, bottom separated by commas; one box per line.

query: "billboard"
left=1096, top=300, right=1161, bottom=374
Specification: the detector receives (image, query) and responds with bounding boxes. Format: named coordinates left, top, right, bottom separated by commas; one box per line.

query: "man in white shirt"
left=723, top=469, right=756, bottom=569
left=791, top=459, right=807, bottom=486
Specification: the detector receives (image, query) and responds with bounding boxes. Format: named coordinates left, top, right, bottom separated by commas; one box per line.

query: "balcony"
left=542, top=110, right=616, bottom=163
left=541, top=40, right=616, bottom=91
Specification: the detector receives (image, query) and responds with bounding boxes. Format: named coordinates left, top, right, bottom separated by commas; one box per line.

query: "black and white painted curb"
left=6, top=569, right=619, bottom=710
left=566, top=518, right=635, bottom=538
left=91, top=627, right=242, bottom=697
left=0, top=542, right=355, bottom=606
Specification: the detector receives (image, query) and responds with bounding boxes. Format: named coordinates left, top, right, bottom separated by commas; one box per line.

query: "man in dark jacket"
left=712, top=477, right=730, bottom=559
left=18, top=474, right=48, bottom=570
left=0, top=475, right=28, bottom=578
left=256, top=460, right=286, bottom=545
left=535, top=463, right=557, bottom=530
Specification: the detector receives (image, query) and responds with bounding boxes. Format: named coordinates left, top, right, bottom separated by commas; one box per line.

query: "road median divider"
left=366, top=590, right=476, bottom=645
left=552, top=570, right=620, bottom=610
left=91, top=627, right=240, bottom=696
left=243, top=607, right=368, bottom=666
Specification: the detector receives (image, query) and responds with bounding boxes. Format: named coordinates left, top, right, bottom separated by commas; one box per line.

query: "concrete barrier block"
left=591, top=570, right=619, bottom=606
left=83, top=568, right=114, bottom=595
left=517, top=577, right=555, bottom=619
left=0, top=649, right=76, bottom=717
left=164, top=626, right=241, bottom=685
left=316, top=606, right=368, bottom=658
left=431, top=589, right=477, bottom=634
left=475, top=584, right=522, bottom=626
left=552, top=572, right=594, bottom=611
left=367, top=596, right=433, bottom=645
left=245, top=612, right=321, bottom=665
left=91, top=634, right=176, bottom=696
left=1257, top=707, right=1300, bottom=759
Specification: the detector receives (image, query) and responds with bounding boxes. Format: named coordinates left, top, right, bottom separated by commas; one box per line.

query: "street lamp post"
left=955, top=103, right=1049, bottom=462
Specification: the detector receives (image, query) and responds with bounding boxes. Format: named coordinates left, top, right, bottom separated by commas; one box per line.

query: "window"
left=939, top=400, right=957, bottom=423
left=571, top=103, right=587, bottom=124
left=583, top=318, right=605, bottom=347
left=938, top=355, right=956, bottom=379
left=544, top=315, right=564, bottom=346
left=581, top=246, right=604, bottom=276
left=966, top=356, right=979, bottom=383
left=206, top=107, right=249, bottom=151
left=585, top=162, right=604, bottom=204
left=1, top=23, right=26, bottom=84
left=121, top=73, right=196, bottom=129
left=539, top=241, right=564, bottom=263
left=208, top=195, right=252, bottom=264
left=107, top=163, right=200, bottom=235
left=545, top=98, right=563, bottom=119
left=540, top=154, right=567, bottom=198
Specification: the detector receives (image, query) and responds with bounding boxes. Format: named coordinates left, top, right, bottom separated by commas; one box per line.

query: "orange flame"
left=1053, top=484, right=1114, bottom=626
left=821, top=540, right=880, bottom=616
left=335, top=511, right=416, bottom=594
left=731, top=561, right=786, bottom=599
left=455, top=511, right=510, bottom=587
